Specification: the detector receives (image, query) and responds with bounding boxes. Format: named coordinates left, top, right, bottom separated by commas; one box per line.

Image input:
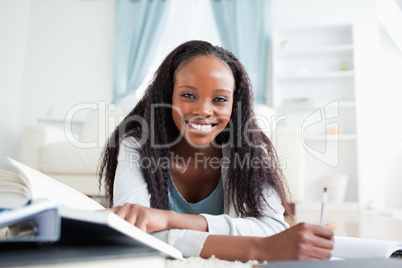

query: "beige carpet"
left=166, top=256, right=261, bottom=268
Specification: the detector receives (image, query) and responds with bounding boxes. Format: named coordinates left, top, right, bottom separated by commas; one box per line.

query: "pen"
left=319, top=187, right=327, bottom=226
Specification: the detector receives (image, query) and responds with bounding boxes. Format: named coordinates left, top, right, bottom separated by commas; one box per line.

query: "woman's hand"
left=106, top=203, right=208, bottom=233
left=256, top=222, right=334, bottom=261
left=106, top=203, right=172, bottom=233
left=201, top=222, right=334, bottom=262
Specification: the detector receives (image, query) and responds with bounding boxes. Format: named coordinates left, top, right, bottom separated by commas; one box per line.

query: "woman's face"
left=172, top=56, right=235, bottom=147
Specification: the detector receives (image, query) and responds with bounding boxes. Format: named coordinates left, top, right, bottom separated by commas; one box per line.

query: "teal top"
left=169, top=178, right=224, bottom=215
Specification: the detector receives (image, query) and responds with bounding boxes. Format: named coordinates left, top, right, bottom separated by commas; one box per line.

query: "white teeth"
left=189, top=122, right=212, bottom=131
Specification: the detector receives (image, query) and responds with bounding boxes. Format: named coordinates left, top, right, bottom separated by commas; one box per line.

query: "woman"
left=99, top=40, right=333, bottom=261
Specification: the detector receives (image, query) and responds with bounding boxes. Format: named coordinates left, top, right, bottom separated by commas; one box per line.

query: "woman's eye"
left=182, top=93, right=196, bottom=99
left=214, top=97, right=227, bottom=103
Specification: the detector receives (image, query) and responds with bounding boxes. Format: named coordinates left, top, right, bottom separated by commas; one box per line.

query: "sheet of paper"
left=333, top=236, right=402, bottom=258
left=7, top=158, right=104, bottom=211
left=59, top=206, right=183, bottom=260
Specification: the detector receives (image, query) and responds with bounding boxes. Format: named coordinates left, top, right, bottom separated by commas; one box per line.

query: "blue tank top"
left=169, top=178, right=224, bottom=215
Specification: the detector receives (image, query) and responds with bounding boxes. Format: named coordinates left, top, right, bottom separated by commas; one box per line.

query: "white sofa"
left=19, top=105, right=126, bottom=197
left=19, top=104, right=304, bottom=204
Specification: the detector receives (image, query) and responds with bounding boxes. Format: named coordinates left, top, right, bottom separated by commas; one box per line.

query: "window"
left=134, top=0, right=222, bottom=100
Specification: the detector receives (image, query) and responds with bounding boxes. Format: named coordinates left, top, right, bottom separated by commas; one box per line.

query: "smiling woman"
left=172, top=56, right=234, bottom=147
left=99, top=40, right=334, bottom=262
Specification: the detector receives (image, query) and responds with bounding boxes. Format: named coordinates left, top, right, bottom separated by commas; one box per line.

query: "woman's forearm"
left=201, top=235, right=263, bottom=261
left=200, top=223, right=334, bottom=262
left=167, top=210, right=208, bottom=232
left=109, top=204, right=334, bottom=261
left=109, top=203, right=208, bottom=233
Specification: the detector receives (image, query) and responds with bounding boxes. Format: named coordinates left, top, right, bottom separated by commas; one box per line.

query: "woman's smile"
left=185, top=120, right=218, bottom=133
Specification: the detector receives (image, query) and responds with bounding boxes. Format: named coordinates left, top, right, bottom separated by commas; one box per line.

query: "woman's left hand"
left=106, top=203, right=172, bottom=233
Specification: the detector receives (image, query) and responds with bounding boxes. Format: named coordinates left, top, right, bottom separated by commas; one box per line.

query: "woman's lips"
left=185, top=120, right=218, bottom=133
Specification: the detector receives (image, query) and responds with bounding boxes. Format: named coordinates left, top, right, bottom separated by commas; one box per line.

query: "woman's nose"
left=192, top=100, right=213, bottom=117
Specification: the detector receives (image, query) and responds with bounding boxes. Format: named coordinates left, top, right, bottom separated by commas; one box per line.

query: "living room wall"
left=0, top=0, right=114, bottom=170
left=0, top=0, right=31, bottom=170
left=20, top=0, right=114, bottom=123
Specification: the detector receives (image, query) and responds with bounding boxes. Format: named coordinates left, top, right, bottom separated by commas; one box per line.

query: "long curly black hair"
left=99, top=40, right=292, bottom=217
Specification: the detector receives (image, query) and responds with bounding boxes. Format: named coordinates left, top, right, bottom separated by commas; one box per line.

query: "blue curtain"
left=114, top=0, right=169, bottom=103
left=210, top=0, right=271, bottom=104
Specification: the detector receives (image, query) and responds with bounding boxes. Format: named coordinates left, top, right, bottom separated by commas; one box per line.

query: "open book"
left=254, top=237, right=402, bottom=267
left=253, top=231, right=402, bottom=267
left=0, top=168, right=33, bottom=209
left=1, top=158, right=183, bottom=260
left=333, top=236, right=402, bottom=259
left=254, top=258, right=402, bottom=268
left=3, top=158, right=104, bottom=211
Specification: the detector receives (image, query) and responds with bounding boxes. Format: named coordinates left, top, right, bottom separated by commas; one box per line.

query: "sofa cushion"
left=40, top=142, right=103, bottom=174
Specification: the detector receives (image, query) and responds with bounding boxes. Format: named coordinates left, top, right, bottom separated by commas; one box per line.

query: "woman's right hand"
left=255, top=222, right=334, bottom=261
left=106, top=203, right=172, bottom=233
left=201, top=222, right=334, bottom=261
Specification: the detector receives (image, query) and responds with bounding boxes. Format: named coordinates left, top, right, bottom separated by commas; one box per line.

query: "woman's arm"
left=201, top=223, right=334, bottom=262
left=108, top=201, right=284, bottom=236
left=201, top=186, right=289, bottom=237
left=108, top=203, right=208, bottom=233
left=108, top=203, right=334, bottom=261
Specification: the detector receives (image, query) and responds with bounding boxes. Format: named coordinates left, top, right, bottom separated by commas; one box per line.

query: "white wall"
left=0, top=0, right=32, bottom=170
left=269, top=0, right=369, bottom=106
left=0, top=0, right=114, bottom=170
left=20, top=0, right=115, bottom=123
left=272, top=0, right=376, bottom=30
left=378, top=24, right=402, bottom=209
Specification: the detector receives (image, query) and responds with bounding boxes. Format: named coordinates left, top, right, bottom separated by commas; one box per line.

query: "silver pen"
left=319, top=187, right=327, bottom=226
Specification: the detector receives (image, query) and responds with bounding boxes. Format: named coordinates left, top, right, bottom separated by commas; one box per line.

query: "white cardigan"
left=114, top=137, right=289, bottom=257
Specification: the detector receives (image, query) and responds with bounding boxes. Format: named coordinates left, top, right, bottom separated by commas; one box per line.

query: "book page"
left=333, top=236, right=402, bottom=259
left=0, top=170, right=31, bottom=208
left=59, top=206, right=183, bottom=260
left=7, top=158, right=104, bottom=211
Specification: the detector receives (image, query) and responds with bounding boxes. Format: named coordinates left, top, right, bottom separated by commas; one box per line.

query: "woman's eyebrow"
left=179, top=85, right=232, bottom=94
left=179, top=85, right=197, bottom=90
left=214, top=89, right=232, bottom=94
